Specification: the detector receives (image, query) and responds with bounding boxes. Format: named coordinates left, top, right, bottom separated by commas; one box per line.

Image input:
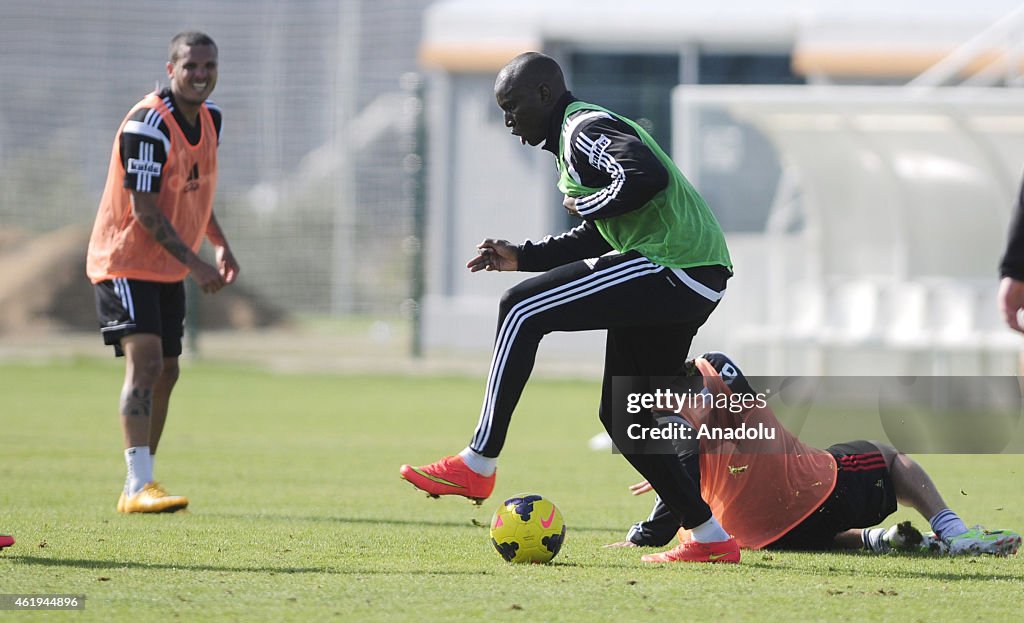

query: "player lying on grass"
left=607, top=352, right=1021, bottom=559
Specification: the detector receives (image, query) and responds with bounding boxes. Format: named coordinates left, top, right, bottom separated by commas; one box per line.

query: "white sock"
left=458, top=447, right=497, bottom=477
left=862, top=527, right=887, bottom=552
left=689, top=516, right=731, bottom=543
left=124, top=446, right=152, bottom=495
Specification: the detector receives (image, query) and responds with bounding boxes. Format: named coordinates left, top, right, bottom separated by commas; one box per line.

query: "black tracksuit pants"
left=468, top=250, right=729, bottom=529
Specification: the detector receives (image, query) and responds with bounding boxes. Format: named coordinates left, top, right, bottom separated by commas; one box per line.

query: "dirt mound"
left=0, top=225, right=288, bottom=333
left=0, top=228, right=30, bottom=254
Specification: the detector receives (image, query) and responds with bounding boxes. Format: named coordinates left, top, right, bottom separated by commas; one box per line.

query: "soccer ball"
left=489, top=493, right=566, bottom=564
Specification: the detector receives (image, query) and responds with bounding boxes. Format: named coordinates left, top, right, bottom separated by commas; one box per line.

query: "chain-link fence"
left=0, top=0, right=428, bottom=322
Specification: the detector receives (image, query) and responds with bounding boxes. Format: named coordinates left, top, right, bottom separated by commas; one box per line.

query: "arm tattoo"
left=138, top=210, right=192, bottom=264
left=120, top=386, right=152, bottom=419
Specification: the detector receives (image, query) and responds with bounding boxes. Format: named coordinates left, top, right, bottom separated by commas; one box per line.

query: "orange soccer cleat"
left=117, top=482, right=189, bottom=513
left=641, top=536, right=741, bottom=563
left=399, top=455, right=495, bottom=505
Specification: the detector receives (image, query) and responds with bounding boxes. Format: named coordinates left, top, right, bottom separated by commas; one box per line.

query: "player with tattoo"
left=86, top=31, right=239, bottom=513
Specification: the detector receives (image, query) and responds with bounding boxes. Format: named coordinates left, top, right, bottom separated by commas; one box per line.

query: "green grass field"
left=1, top=358, right=1022, bottom=621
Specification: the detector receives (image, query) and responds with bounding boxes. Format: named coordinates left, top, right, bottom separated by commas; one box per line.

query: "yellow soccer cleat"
left=117, top=482, right=189, bottom=513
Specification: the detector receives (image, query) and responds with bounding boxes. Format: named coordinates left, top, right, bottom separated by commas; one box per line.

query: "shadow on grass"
left=199, top=512, right=621, bottom=534
left=741, top=557, right=1022, bottom=583
left=10, top=555, right=489, bottom=576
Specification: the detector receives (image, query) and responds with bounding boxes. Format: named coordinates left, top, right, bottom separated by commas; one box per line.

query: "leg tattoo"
left=121, top=386, right=153, bottom=419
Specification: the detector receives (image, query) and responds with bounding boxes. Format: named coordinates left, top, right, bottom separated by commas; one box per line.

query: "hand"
left=216, top=245, right=240, bottom=284
left=562, top=195, right=581, bottom=218
left=188, top=258, right=226, bottom=293
left=629, top=480, right=653, bottom=496
left=998, top=276, right=1024, bottom=333
left=466, top=238, right=519, bottom=272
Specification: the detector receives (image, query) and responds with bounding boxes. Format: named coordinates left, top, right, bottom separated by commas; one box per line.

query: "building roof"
left=420, top=0, right=1024, bottom=79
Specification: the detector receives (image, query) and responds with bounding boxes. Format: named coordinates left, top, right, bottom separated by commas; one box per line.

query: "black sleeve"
left=1000, top=175, right=1024, bottom=280
left=567, top=116, right=669, bottom=220
left=517, top=220, right=614, bottom=272
left=206, top=100, right=223, bottom=145
left=119, top=107, right=170, bottom=194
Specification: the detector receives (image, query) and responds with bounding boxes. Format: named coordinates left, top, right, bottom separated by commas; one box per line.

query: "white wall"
left=423, top=72, right=604, bottom=355
left=674, top=85, right=1024, bottom=375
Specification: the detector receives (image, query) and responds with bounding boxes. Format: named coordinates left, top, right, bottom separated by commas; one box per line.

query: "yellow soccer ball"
left=489, top=493, right=566, bottom=564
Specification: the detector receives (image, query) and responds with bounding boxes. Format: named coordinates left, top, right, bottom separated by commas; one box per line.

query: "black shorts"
left=765, top=440, right=898, bottom=551
left=94, top=278, right=185, bottom=357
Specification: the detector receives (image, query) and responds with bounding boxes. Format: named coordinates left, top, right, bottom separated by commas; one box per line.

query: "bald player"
left=401, top=52, right=738, bottom=563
